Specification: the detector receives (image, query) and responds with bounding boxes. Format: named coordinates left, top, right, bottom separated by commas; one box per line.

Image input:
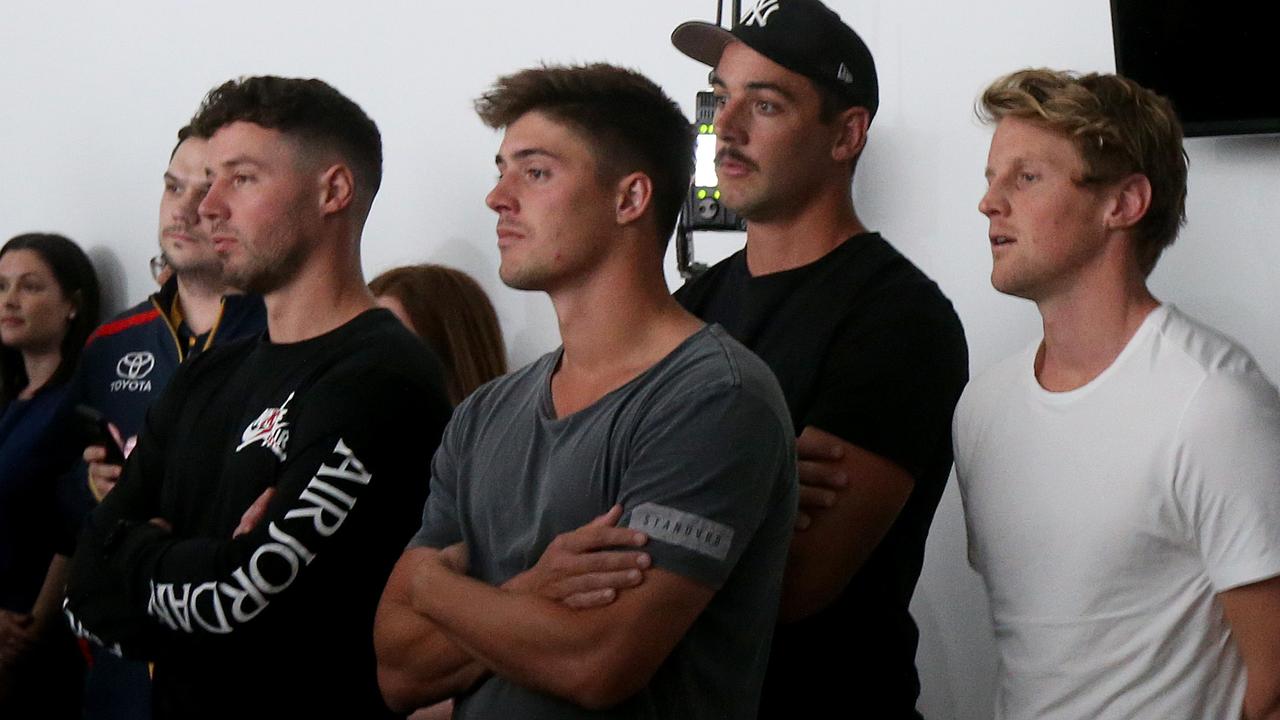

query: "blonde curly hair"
left=979, top=69, right=1188, bottom=276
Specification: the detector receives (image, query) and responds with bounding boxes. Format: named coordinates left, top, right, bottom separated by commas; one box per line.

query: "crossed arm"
left=781, top=425, right=914, bottom=622
left=65, top=369, right=446, bottom=656
left=374, top=550, right=487, bottom=709
left=374, top=505, right=706, bottom=712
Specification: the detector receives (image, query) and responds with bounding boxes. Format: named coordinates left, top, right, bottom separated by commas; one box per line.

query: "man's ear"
left=318, top=163, right=356, bottom=216
left=831, top=106, right=870, bottom=164
left=1105, top=173, right=1152, bottom=232
left=615, top=171, right=654, bottom=226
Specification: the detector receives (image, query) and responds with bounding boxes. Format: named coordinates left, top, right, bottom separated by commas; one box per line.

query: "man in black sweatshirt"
left=65, top=76, right=452, bottom=719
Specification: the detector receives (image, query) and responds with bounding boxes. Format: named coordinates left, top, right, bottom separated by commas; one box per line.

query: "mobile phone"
left=74, top=404, right=126, bottom=465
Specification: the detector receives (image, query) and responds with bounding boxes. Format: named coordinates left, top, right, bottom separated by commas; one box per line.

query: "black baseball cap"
left=671, top=0, right=879, bottom=119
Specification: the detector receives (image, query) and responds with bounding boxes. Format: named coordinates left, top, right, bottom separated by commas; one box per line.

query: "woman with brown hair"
left=0, top=232, right=100, bottom=716
left=370, top=264, right=508, bottom=405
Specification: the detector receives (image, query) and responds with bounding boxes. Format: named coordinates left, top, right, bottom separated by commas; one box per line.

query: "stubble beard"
left=166, top=249, right=224, bottom=290
left=716, top=175, right=776, bottom=223
left=160, top=230, right=222, bottom=279
left=498, top=257, right=548, bottom=292
left=990, top=256, right=1057, bottom=303
left=221, top=230, right=308, bottom=296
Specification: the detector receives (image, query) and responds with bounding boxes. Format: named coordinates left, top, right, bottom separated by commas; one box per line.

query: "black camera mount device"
left=674, top=0, right=748, bottom=279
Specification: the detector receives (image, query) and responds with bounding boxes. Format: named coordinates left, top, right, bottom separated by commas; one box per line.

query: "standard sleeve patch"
left=628, top=502, right=734, bottom=561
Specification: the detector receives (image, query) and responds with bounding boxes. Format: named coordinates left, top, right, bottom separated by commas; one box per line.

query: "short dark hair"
left=1, top=233, right=100, bottom=403
left=169, top=124, right=195, bottom=161
left=979, top=69, right=1188, bottom=276
left=475, top=64, right=693, bottom=245
left=189, top=76, right=383, bottom=214
left=816, top=83, right=856, bottom=123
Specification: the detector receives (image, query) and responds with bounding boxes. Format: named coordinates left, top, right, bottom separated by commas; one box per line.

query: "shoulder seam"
left=706, top=326, right=744, bottom=388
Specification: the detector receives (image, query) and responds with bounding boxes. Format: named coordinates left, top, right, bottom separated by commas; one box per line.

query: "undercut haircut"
left=979, top=68, right=1188, bottom=276
left=475, top=63, right=694, bottom=245
left=189, top=76, right=383, bottom=217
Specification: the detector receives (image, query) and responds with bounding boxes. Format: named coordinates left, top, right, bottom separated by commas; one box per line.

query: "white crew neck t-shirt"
left=955, top=304, right=1280, bottom=719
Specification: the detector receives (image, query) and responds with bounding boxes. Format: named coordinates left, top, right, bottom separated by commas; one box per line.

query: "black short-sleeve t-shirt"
left=676, top=233, right=969, bottom=718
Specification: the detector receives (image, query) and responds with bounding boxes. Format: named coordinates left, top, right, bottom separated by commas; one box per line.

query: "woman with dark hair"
left=370, top=264, right=508, bottom=405
left=0, top=233, right=100, bottom=715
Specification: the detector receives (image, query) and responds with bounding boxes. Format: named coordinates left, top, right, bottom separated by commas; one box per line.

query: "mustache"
left=715, top=148, right=758, bottom=171
left=162, top=224, right=208, bottom=240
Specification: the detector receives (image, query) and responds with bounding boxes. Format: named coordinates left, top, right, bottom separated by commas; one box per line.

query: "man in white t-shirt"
left=955, top=68, right=1280, bottom=720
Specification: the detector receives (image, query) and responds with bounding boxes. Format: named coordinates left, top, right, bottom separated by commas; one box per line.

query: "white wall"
left=3, top=2, right=1275, bottom=717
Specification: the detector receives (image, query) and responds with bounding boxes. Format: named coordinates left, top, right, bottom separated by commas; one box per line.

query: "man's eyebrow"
left=708, top=72, right=798, bottom=102
left=495, top=148, right=561, bottom=166
left=744, top=81, right=798, bottom=102
left=221, top=155, right=262, bottom=168
left=986, top=157, right=1036, bottom=178
left=206, top=156, right=263, bottom=177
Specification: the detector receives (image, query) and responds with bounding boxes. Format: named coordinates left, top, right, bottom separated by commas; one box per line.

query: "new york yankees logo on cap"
left=671, top=0, right=880, bottom=119
left=743, top=0, right=781, bottom=27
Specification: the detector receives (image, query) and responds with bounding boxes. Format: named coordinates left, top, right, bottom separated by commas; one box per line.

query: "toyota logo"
left=116, top=351, right=156, bottom=380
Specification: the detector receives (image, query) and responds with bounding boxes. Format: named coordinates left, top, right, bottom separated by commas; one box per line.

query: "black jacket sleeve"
left=65, top=363, right=449, bottom=659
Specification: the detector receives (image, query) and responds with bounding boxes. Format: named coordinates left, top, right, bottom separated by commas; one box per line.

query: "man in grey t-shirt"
left=374, top=65, right=797, bottom=718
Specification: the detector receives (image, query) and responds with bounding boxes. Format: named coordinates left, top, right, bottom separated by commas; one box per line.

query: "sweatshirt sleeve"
left=65, top=362, right=450, bottom=658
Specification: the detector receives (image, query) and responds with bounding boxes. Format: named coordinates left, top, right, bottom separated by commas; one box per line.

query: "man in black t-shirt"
left=670, top=1, right=968, bottom=716
left=64, top=77, right=451, bottom=718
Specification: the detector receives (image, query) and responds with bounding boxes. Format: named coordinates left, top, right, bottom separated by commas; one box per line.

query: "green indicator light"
left=709, top=124, right=715, bottom=134
left=713, top=190, right=721, bottom=199
left=697, top=189, right=708, bottom=200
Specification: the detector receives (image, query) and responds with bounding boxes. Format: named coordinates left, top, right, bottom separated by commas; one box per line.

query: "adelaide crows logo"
left=237, top=392, right=294, bottom=461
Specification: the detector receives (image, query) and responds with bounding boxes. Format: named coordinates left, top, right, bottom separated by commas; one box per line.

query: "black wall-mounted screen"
left=1111, top=0, right=1280, bottom=137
